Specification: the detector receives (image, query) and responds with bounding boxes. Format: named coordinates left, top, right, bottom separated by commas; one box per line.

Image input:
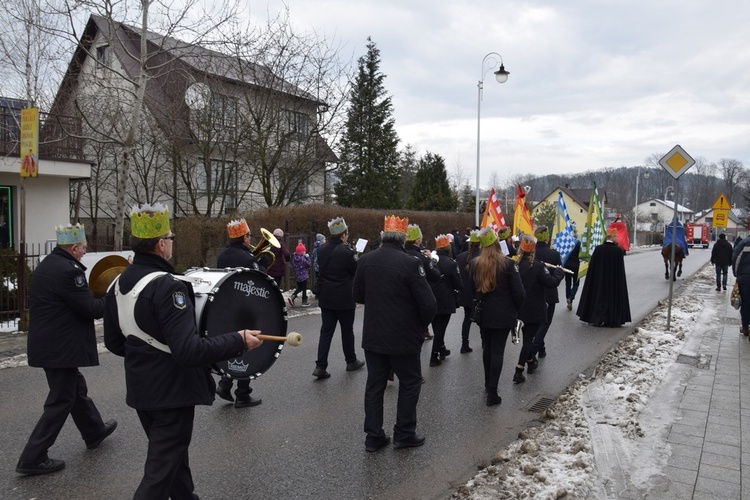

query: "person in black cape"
left=576, top=228, right=631, bottom=327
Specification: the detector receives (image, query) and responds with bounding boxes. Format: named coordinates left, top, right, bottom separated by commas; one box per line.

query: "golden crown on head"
left=435, top=234, right=451, bottom=249
left=520, top=234, right=537, bottom=253
left=227, top=218, right=250, bottom=239
left=56, top=223, right=86, bottom=245
left=534, top=226, right=549, bottom=242
left=130, top=203, right=170, bottom=239
left=497, top=226, right=510, bottom=241
left=607, top=226, right=619, bottom=236
left=477, top=227, right=498, bottom=248
left=468, top=229, right=481, bottom=243
left=383, top=215, right=408, bottom=234
left=406, top=224, right=422, bottom=241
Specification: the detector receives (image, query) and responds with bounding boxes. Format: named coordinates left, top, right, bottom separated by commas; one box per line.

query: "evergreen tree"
left=460, top=184, right=475, bottom=213
left=335, top=38, right=401, bottom=208
left=407, top=152, right=457, bottom=211
left=399, top=144, right=419, bottom=204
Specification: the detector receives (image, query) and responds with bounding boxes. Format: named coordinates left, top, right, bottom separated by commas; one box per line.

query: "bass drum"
left=186, top=268, right=287, bottom=380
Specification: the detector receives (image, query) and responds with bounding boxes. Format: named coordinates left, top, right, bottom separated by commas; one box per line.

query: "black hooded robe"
left=576, top=241, right=631, bottom=327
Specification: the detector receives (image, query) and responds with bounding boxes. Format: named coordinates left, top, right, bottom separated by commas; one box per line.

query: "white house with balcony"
left=634, top=199, right=694, bottom=233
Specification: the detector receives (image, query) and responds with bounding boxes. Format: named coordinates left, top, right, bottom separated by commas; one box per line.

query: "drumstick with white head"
left=256, top=332, right=303, bottom=346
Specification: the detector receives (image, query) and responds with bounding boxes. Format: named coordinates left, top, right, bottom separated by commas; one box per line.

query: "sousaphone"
left=89, top=255, right=130, bottom=298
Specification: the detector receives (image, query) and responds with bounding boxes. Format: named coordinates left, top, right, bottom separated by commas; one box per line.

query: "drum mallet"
left=256, top=332, right=303, bottom=346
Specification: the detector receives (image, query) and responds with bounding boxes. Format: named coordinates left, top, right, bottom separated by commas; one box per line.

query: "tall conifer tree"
left=335, top=38, right=401, bottom=208
left=407, top=152, right=457, bottom=211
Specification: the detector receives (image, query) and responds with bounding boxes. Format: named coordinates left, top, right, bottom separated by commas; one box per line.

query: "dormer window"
left=96, top=45, right=109, bottom=69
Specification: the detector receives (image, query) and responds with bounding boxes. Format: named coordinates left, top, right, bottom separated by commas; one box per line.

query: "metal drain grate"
left=676, top=354, right=699, bottom=366
left=675, top=354, right=712, bottom=369
left=528, top=396, right=556, bottom=413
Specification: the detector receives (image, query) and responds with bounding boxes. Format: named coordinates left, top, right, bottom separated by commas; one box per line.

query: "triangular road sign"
left=712, top=194, right=731, bottom=210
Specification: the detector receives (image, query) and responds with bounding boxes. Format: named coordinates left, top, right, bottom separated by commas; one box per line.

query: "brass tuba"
left=251, top=228, right=281, bottom=269
left=89, top=255, right=130, bottom=298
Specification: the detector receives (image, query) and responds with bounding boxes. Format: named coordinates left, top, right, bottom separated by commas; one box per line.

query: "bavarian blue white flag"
left=552, top=191, right=578, bottom=266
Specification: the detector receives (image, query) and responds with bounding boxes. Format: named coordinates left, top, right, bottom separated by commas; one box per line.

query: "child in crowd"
left=290, top=242, right=312, bottom=307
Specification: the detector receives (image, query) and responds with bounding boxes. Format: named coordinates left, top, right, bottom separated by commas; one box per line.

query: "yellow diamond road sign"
left=659, top=144, right=695, bottom=179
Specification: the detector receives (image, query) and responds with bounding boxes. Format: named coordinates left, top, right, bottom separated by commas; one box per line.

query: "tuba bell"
left=89, top=255, right=130, bottom=298
left=251, top=228, right=281, bottom=269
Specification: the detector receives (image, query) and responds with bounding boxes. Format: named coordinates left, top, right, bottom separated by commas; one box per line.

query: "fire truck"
left=686, top=222, right=710, bottom=248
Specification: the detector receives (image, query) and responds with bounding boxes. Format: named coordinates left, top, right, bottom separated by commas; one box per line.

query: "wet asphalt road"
left=0, top=247, right=709, bottom=499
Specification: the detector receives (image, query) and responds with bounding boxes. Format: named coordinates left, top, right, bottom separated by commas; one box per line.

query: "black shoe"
left=16, top=458, right=65, bottom=476
left=486, top=392, right=502, bottom=407
left=234, top=396, right=262, bottom=408
left=312, top=367, right=331, bottom=379
left=346, top=359, right=365, bottom=371
left=538, top=348, right=547, bottom=358
left=86, top=420, right=117, bottom=449
left=460, top=345, right=473, bottom=353
left=567, top=299, right=572, bottom=311
left=724, top=286, right=727, bottom=291
left=439, top=347, right=451, bottom=360
left=215, top=384, right=234, bottom=402
left=393, top=433, right=425, bottom=449
left=716, top=287, right=721, bottom=291
left=429, top=353, right=441, bottom=367
left=365, top=435, right=391, bottom=452
left=526, top=358, right=539, bottom=374
left=513, top=370, right=526, bottom=384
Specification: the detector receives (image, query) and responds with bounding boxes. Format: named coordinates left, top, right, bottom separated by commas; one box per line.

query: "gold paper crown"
left=328, top=217, right=348, bottom=235
left=227, top=218, right=250, bottom=239
left=478, top=227, right=498, bottom=248
left=534, top=226, right=549, bottom=242
left=383, top=215, right=408, bottom=234
left=130, top=203, right=170, bottom=239
left=520, top=235, right=537, bottom=253
left=497, top=226, right=510, bottom=241
left=406, top=224, right=422, bottom=241
left=607, top=226, right=619, bottom=236
left=468, top=229, right=481, bottom=243
left=435, top=234, right=451, bottom=249
left=56, top=223, right=86, bottom=245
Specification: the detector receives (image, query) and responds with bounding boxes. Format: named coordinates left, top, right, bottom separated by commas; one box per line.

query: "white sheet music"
left=355, top=238, right=368, bottom=253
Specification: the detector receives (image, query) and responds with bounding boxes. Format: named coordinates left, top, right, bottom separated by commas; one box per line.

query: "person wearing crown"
left=427, top=234, right=462, bottom=367
left=353, top=215, right=436, bottom=451
left=530, top=225, right=564, bottom=360
left=103, top=203, right=263, bottom=499
left=456, top=229, right=482, bottom=353
left=576, top=227, right=631, bottom=327
left=16, top=223, right=118, bottom=476
left=312, top=217, right=365, bottom=379
left=405, top=223, right=442, bottom=340
left=214, top=218, right=262, bottom=409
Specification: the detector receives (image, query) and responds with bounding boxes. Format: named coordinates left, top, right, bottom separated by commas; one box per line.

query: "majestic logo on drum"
left=234, top=279, right=271, bottom=298
left=228, top=359, right=249, bottom=372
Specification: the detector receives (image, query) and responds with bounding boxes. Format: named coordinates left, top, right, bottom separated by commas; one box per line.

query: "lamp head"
left=494, top=64, right=510, bottom=83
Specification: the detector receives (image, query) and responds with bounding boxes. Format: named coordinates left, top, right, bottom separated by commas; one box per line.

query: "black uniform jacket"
left=456, top=248, right=481, bottom=308
left=564, top=241, right=581, bottom=274
left=430, top=249, right=463, bottom=314
left=316, top=237, right=357, bottom=310
left=353, top=242, right=437, bottom=355
left=711, top=238, right=733, bottom=266
left=104, top=253, right=245, bottom=411
left=217, top=242, right=259, bottom=270
left=405, top=243, right=442, bottom=283
left=468, top=259, right=525, bottom=330
left=518, top=256, right=563, bottom=324
left=27, top=246, right=104, bottom=368
left=534, top=241, right=564, bottom=304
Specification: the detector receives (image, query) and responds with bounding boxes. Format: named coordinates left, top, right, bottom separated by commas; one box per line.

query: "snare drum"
left=186, top=268, right=287, bottom=380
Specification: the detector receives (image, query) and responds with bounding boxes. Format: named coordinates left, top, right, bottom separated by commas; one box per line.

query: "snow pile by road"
left=454, top=265, right=716, bottom=499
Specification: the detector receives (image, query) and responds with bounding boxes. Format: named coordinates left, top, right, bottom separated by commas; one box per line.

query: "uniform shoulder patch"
left=417, top=264, right=426, bottom=277
left=173, top=291, right=187, bottom=309
left=74, top=275, right=86, bottom=287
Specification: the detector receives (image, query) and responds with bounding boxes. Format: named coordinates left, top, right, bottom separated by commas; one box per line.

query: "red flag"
left=513, top=184, right=534, bottom=236
left=481, top=188, right=506, bottom=231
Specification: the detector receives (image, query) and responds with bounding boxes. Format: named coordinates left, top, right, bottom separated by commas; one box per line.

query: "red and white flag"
left=481, top=188, right=506, bottom=231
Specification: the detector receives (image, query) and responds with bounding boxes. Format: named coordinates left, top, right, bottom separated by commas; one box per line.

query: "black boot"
left=429, top=352, right=441, bottom=367
left=513, top=367, right=526, bottom=384
left=486, top=389, right=502, bottom=406
left=439, top=346, right=451, bottom=360
left=526, top=357, right=539, bottom=374
left=460, top=343, right=473, bottom=353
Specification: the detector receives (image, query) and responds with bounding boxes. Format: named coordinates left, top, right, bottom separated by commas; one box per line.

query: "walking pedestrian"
left=290, top=242, right=311, bottom=306
left=428, top=234, right=462, bottom=367
left=711, top=233, right=732, bottom=291
left=531, top=226, right=564, bottom=359
left=456, top=230, right=482, bottom=353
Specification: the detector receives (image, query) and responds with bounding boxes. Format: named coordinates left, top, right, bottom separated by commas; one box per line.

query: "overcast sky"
left=244, top=0, right=750, bottom=188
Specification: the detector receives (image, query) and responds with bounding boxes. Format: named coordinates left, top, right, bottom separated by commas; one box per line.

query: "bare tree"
left=717, top=158, right=746, bottom=206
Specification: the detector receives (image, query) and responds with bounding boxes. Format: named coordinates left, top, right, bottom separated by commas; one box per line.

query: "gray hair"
left=381, top=231, right=406, bottom=246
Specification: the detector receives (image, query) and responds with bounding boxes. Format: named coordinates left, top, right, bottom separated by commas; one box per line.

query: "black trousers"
left=134, top=406, right=198, bottom=500
left=480, top=327, right=511, bottom=391
left=363, top=350, right=422, bottom=442
left=518, top=322, right=540, bottom=367
left=532, top=303, right=556, bottom=355
left=316, top=308, right=357, bottom=369
left=19, top=367, right=106, bottom=463
left=431, top=313, right=452, bottom=353
left=217, top=376, right=252, bottom=399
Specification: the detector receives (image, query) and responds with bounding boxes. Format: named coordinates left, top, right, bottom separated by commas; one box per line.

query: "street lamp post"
left=475, top=52, right=509, bottom=226
left=633, top=167, right=648, bottom=248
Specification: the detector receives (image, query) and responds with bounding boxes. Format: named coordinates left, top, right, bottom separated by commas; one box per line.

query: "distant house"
left=532, top=185, right=609, bottom=233
left=634, top=199, right=694, bottom=232
left=694, top=207, right=748, bottom=241
left=48, top=14, right=338, bottom=225
left=0, top=97, right=94, bottom=250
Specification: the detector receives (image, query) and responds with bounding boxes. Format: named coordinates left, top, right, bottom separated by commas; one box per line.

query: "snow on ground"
left=454, top=265, right=716, bottom=499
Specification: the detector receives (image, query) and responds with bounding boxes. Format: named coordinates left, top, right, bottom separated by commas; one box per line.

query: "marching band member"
left=530, top=226, right=564, bottom=359
left=354, top=215, right=436, bottom=451
left=214, top=218, right=262, bottom=409
left=104, top=203, right=262, bottom=499
left=405, top=223, right=441, bottom=340
left=428, top=234, right=462, bottom=367
left=456, top=229, right=482, bottom=353
left=16, top=223, right=117, bottom=476
left=312, top=217, right=365, bottom=379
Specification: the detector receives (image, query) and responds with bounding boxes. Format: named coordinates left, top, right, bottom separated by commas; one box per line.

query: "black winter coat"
left=104, top=253, right=245, bottom=411
left=430, top=249, right=462, bottom=314
left=468, top=259, right=525, bottom=329
left=534, top=241, right=564, bottom=304
left=711, top=238, right=733, bottom=267
left=405, top=243, right=442, bottom=283
left=316, top=237, right=357, bottom=310
left=353, top=242, right=436, bottom=355
left=216, top=242, right=259, bottom=270
left=564, top=241, right=581, bottom=274
left=518, top=255, right=563, bottom=324
left=27, top=246, right=104, bottom=368
left=456, top=248, right=481, bottom=308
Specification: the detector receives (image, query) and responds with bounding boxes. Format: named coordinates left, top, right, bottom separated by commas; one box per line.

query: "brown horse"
left=661, top=244, right=685, bottom=281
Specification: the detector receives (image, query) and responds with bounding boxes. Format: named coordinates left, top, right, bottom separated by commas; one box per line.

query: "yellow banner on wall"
left=20, top=108, right=39, bottom=178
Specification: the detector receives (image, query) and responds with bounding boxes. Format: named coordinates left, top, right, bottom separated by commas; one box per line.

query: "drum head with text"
left=198, top=269, right=287, bottom=380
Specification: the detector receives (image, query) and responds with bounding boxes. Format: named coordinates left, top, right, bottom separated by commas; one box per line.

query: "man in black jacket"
left=104, top=204, right=262, bottom=499
left=313, top=217, right=365, bottom=379
left=354, top=215, right=437, bottom=452
left=405, top=224, right=441, bottom=340
left=214, top=218, right=262, bottom=408
left=711, top=233, right=733, bottom=291
left=16, top=223, right=117, bottom=476
left=531, top=226, right=564, bottom=359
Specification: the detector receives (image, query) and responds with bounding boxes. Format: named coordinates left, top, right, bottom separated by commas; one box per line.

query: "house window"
left=96, top=46, right=109, bottom=69
left=286, top=110, right=309, bottom=135
left=196, top=159, right=238, bottom=209
left=209, top=94, right=237, bottom=140
left=0, top=185, right=12, bottom=248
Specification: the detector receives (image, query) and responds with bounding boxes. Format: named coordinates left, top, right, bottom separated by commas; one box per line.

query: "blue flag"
left=552, top=191, right=579, bottom=266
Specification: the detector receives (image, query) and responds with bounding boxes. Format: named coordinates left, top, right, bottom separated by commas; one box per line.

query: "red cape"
left=608, top=221, right=630, bottom=252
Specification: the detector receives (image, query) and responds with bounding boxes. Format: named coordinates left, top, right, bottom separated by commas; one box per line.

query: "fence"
left=0, top=243, right=43, bottom=331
